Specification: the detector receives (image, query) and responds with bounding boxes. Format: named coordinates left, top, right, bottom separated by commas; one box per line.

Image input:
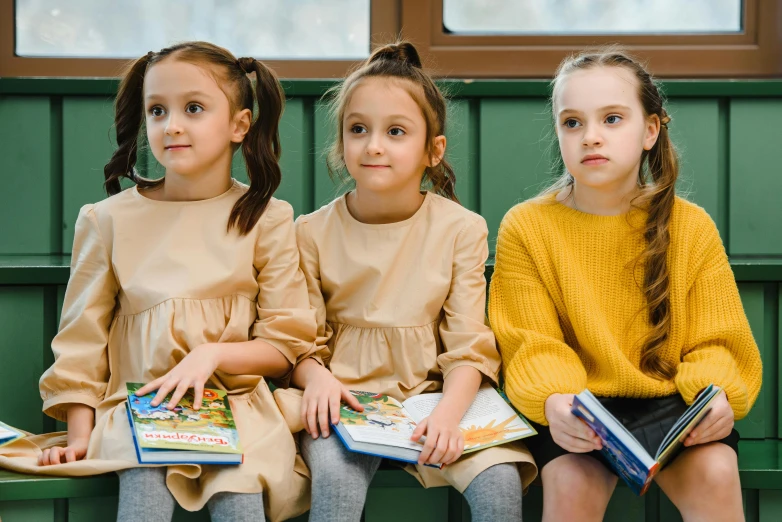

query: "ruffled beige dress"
left=279, top=192, right=537, bottom=492
left=0, top=180, right=318, bottom=521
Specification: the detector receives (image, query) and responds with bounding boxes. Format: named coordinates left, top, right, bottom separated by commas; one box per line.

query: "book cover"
left=126, top=382, right=242, bottom=464
left=0, top=420, right=25, bottom=448
left=571, top=385, right=720, bottom=495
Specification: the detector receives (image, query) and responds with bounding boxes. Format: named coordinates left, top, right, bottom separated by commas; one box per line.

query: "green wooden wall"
left=0, top=79, right=781, bottom=521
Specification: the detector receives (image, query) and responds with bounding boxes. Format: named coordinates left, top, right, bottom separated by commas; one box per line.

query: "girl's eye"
left=563, top=118, right=580, bottom=129
left=388, top=127, right=405, bottom=136
left=606, top=115, right=622, bottom=124
left=149, top=106, right=165, bottom=117
left=350, top=125, right=367, bottom=134
left=186, top=104, right=204, bottom=114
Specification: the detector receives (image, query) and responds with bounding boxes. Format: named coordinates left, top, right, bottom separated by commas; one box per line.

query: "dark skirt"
left=526, top=394, right=740, bottom=472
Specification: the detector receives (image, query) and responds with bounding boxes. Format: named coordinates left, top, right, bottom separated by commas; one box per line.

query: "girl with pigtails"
left=489, top=49, right=762, bottom=521
left=21, top=42, right=318, bottom=521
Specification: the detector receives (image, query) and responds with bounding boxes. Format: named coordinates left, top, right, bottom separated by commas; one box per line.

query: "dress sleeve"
left=39, top=205, right=118, bottom=422
left=488, top=212, right=587, bottom=425
left=294, top=217, right=333, bottom=366
left=674, top=218, right=763, bottom=420
left=251, top=201, right=318, bottom=374
left=436, top=217, right=502, bottom=384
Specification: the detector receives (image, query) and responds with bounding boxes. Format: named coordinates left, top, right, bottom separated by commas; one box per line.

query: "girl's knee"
left=674, top=444, right=740, bottom=492
left=542, top=455, right=616, bottom=499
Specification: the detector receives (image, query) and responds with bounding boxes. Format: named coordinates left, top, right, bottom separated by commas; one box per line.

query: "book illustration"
left=333, top=384, right=537, bottom=466
left=461, top=416, right=529, bottom=450
left=0, top=421, right=25, bottom=448
left=126, top=382, right=241, bottom=455
left=339, top=391, right=421, bottom=450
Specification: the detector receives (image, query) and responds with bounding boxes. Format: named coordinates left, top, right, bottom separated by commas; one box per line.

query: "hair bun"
left=237, top=57, right=255, bottom=74
left=367, top=41, right=423, bottom=69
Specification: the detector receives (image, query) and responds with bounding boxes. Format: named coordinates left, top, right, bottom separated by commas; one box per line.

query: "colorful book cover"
left=0, top=420, right=25, bottom=448
left=126, top=382, right=242, bottom=457
left=571, top=385, right=720, bottom=496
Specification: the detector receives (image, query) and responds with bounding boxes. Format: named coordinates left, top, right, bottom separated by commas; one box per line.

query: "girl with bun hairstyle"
left=289, top=41, right=536, bottom=522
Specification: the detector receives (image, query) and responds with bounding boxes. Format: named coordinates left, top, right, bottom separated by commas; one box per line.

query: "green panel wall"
left=62, top=97, right=116, bottom=253
left=0, top=80, right=781, bottom=522
left=0, top=97, right=54, bottom=255
left=479, top=99, right=553, bottom=247
left=729, top=100, right=782, bottom=256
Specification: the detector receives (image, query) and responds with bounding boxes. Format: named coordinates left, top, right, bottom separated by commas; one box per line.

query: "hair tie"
left=660, top=114, right=671, bottom=129
left=237, top=57, right=255, bottom=74
left=145, top=51, right=155, bottom=60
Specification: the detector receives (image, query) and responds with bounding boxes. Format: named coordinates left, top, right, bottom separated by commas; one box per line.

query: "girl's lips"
left=165, top=145, right=191, bottom=150
left=581, top=156, right=608, bottom=166
left=362, top=164, right=389, bottom=168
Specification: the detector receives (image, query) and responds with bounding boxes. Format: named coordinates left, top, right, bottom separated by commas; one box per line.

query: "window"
left=443, top=0, right=743, bottom=35
left=403, top=0, right=781, bottom=78
left=15, top=0, right=369, bottom=59
left=1, top=0, right=399, bottom=77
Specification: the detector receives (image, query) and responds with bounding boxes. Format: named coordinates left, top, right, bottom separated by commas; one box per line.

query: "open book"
left=126, top=382, right=243, bottom=465
left=333, top=383, right=536, bottom=468
left=571, top=384, right=722, bottom=495
left=0, top=420, right=25, bottom=448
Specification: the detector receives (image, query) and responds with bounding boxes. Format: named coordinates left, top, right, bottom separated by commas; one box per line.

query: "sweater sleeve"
left=488, top=211, right=587, bottom=425
left=674, top=220, right=763, bottom=420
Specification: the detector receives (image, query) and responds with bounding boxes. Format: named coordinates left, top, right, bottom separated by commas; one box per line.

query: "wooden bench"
left=1, top=256, right=781, bottom=521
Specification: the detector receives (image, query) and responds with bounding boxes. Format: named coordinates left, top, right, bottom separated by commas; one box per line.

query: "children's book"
left=571, top=384, right=722, bottom=495
left=333, top=383, right=537, bottom=468
left=0, top=421, right=25, bottom=447
left=126, top=382, right=243, bottom=465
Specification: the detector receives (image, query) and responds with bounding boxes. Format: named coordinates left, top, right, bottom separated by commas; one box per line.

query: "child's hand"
left=136, top=344, right=220, bottom=410
left=301, top=365, right=363, bottom=439
left=410, top=406, right=464, bottom=466
left=545, top=393, right=602, bottom=453
left=684, top=390, right=734, bottom=447
left=38, top=437, right=89, bottom=465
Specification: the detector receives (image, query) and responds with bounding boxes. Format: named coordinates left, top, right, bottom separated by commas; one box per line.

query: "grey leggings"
left=117, top=466, right=265, bottom=522
left=301, top=433, right=523, bottom=522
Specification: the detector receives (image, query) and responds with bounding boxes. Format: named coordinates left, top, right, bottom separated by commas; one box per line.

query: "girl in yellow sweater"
left=489, top=49, right=762, bottom=522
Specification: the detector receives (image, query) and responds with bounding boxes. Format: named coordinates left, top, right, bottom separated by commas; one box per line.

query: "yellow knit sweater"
left=489, top=195, right=762, bottom=426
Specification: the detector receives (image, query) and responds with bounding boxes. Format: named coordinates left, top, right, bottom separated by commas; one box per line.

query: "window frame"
left=402, top=0, right=782, bottom=78
left=0, top=0, right=402, bottom=78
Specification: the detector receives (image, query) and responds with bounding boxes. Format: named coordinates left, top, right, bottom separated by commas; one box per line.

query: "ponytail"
left=103, top=52, right=161, bottom=196
left=638, top=108, right=678, bottom=380
left=228, top=57, right=285, bottom=234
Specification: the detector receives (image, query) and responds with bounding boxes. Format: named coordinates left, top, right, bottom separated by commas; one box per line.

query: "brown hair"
left=326, top=41, right=458, bottom=202
left=550, top=48, right=679, bottom=380
left=103, top=41, right=285, bottom=235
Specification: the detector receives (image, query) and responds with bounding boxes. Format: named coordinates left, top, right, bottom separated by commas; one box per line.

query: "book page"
left=402, top=384, right=536, bottom=451
left=339, top=391, right=423, bottom=452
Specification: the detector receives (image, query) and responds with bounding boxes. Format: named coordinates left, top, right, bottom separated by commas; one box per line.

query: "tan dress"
left=0, top=180, right=317, bottom=521
left=287, top=192, right=537, bottom=492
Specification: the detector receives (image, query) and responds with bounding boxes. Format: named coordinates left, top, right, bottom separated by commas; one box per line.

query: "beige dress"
left=0, top=180, right=317, bottom=521
left=287, top=192, right=537, bottom=492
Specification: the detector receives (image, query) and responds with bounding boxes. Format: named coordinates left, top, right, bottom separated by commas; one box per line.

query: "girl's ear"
left=427, top=135, right=447, bottom=167
left=231, top=108, right=253, bottom=144
left=643, top=114, right=661, bottom=151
